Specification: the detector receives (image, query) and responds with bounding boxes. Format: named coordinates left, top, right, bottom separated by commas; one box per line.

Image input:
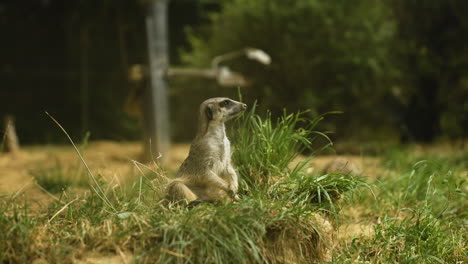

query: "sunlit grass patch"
left=334, top=206, right=466, bottom=264
left=0, top=107, right=366, bottom=263
left=29, top=132, right=92, bottom=194
left=0, top=184, right=332, bottom=263
left=29, top=160, right=89, bottom=194
left=383, top=146, right=468, bottom=172
left=0, top=197, right=37, bottom=263
left=380, top=149, right=467, bottom=220
left=9, top=108, right=465, bottom=264
left=332, top=147, right=467, bottom=264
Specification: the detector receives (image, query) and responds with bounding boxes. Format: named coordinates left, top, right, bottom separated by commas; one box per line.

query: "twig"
left=1, top=119, right=10, bottom=152
left=34, top=181, right=66, bottom=205
left=48, top=198, right=77, bottom=223
left=160, top=248, right=186, bottom=258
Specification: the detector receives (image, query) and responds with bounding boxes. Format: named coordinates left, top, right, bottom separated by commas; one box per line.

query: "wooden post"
left=2, top=115, right=20, bottom=153
left=144, top=0, right=170, bottom=162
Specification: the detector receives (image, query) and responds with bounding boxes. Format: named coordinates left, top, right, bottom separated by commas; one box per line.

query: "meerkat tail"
left=166, top=180, right=198, bottom=202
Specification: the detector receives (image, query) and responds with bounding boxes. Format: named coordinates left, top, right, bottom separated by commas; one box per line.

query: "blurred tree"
left=390, top=0, right=468, bottom=141
left=181, top=0, right=399, bottom=140
left=181, top=0, right=468, bottom=142
left=1, top=0, right=466, bottom=144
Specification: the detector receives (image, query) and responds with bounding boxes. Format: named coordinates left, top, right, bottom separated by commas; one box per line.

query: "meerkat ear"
left=205, top=104, right=213, bottom=121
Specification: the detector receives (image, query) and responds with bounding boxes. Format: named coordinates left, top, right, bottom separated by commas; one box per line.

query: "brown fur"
left=166, top=97, right=247, bottom=204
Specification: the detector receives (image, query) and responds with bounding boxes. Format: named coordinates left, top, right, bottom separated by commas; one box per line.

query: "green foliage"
left=381, top=148, right=467, bottom=219
left=182, top=0, right=468, bottom=141
left=231, top=101, right=331, bottom=187
left=333, top=147, right=467, bottom=263
left=0, top=198, right=37, bottom=263
left=230, top=102, right=369, bottom=216
left=338, top=208, right=466, bottom=264
left=274, top=172, right=371, bottom=213
left=390, top=1, right=468, bottom=140
left=3, top=0, right=467, bottom=143
left=183, top=0, right=398, bottom=138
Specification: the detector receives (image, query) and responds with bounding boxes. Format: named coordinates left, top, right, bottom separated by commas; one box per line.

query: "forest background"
left=1, top=0, right=467, bottom=146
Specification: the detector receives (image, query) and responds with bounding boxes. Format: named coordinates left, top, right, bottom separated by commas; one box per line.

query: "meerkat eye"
left=220, top=100, right=231, bottom=107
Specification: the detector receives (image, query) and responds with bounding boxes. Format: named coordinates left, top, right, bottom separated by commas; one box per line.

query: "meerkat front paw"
left=227, top=190, right=240, bottom=201
left=227, top=189, right=237, bottom=198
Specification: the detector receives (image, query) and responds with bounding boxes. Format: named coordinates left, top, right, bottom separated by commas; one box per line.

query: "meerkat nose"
left=242, top=104, right=247, bottom=109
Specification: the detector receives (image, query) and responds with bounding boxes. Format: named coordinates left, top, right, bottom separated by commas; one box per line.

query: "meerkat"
left=166, top=97, right=247, bottom=204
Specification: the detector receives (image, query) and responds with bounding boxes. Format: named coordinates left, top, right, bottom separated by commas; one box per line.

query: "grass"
left=0, top=179, right=331, bottom=263
left=0, top=198, right=36, bottom=263
left=231, top=102, right=370, bottom=216
left=1, top=107, right=360, bottom=263
left=30, top=132, right=91, bottom=194
left=29, top=159, right=89, bottom=193
left=0, top=109, right=466, bottom=263
left=346, top=208, right=466, bottom=263
left=332, top=147, right=467, bottom=263
left=271, top=171, right=372, bottom=214
left=231, top=101, right=334, bottom=188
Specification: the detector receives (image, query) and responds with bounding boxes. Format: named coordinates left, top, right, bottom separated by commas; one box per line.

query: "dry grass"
left=0, top=136, right=465, bottom=263
left=0, top=140, right=337, bottom=263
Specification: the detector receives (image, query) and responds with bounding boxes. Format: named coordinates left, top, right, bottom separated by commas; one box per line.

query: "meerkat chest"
left=205, top=135, right=231, bottom=170
left=222, top=137, right=231, bottom=162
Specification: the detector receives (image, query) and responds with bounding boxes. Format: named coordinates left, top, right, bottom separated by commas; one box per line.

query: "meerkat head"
left=200, top=97, right=247, bottom=124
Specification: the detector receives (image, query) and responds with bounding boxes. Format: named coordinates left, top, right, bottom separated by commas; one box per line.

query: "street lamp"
left=211, top=47, right=271, bottom=70
left=166, top=47, right=271, bottom=87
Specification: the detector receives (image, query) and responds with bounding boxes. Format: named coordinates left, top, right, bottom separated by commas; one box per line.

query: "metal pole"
left=144, top=0, right=170, bottom=162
